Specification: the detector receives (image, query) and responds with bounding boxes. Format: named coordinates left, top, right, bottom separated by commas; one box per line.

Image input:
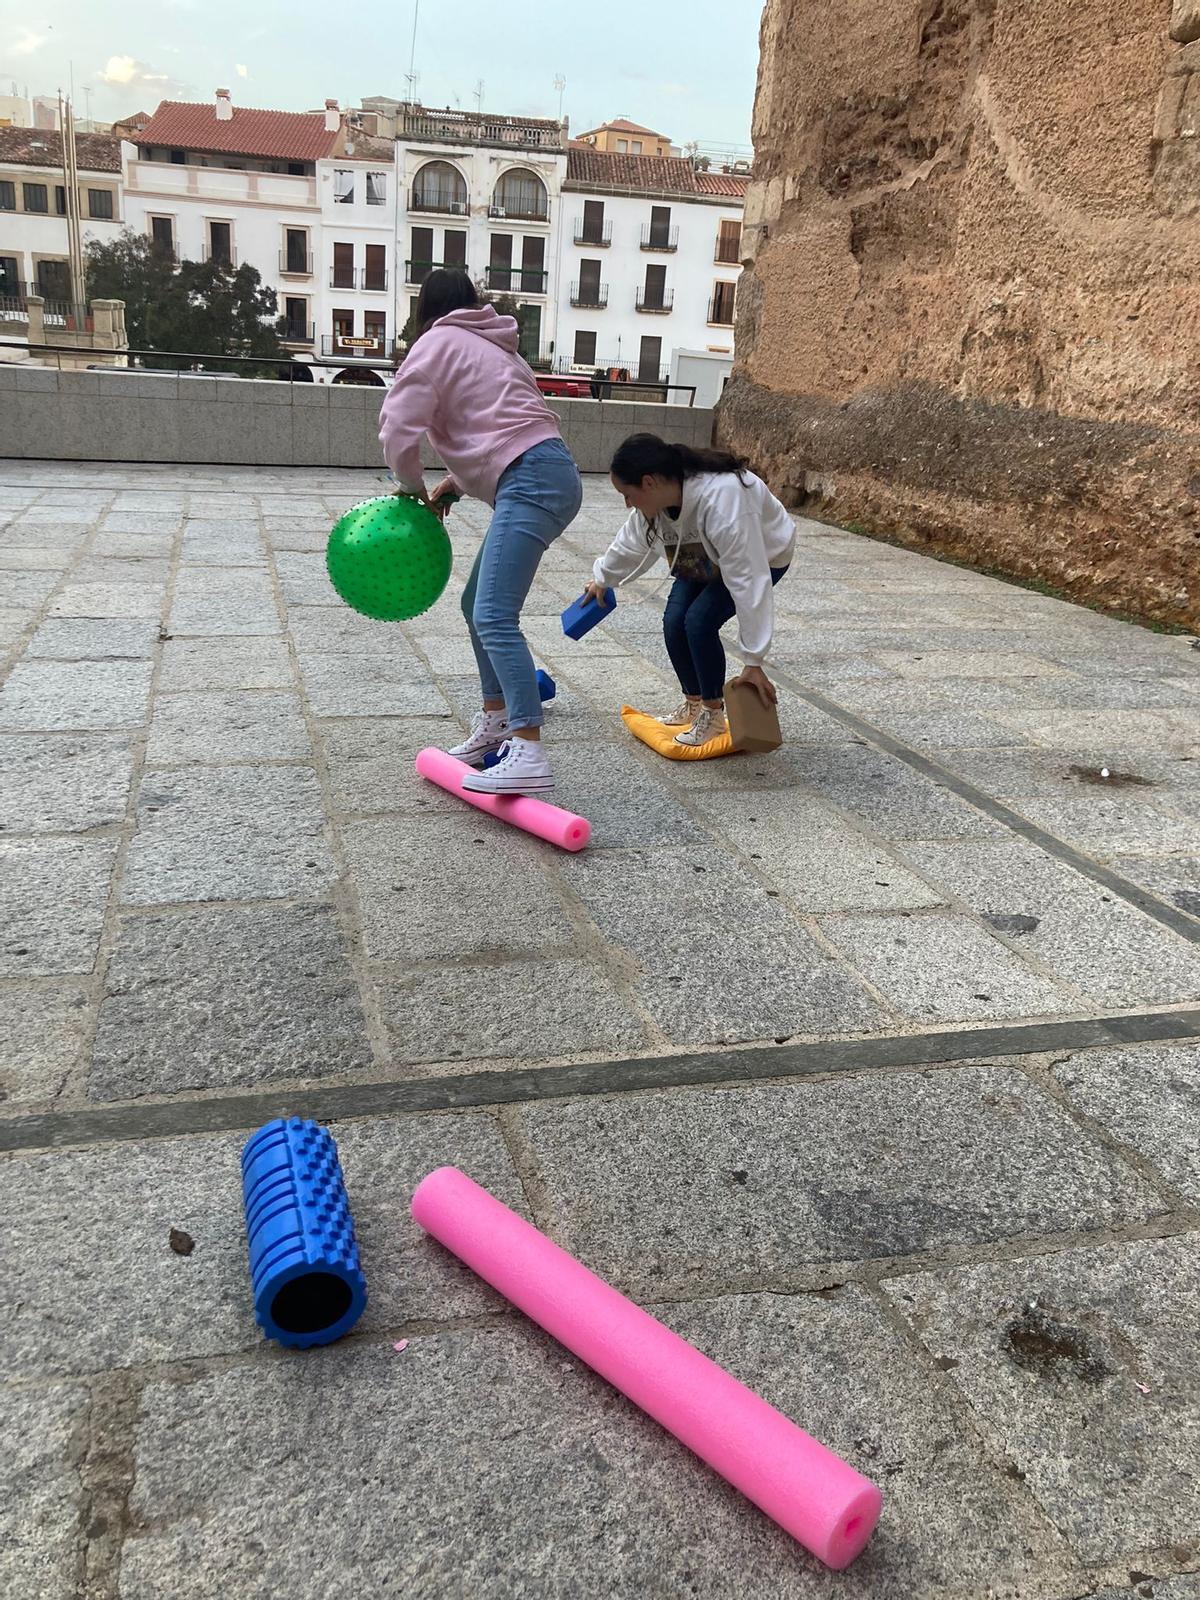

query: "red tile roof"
left=134, top=100, right=341, bottom=162
left=695, top=170, right=751, bottom=198
left=0, top=127, right=121, bottom=174
left=565, top=148, right=748, bottom=202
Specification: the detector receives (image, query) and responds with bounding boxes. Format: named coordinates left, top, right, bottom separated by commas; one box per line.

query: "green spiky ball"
left=326, top=495, right=452, bottom=621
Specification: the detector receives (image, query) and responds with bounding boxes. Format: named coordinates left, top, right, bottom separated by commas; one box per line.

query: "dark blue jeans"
left=663, top=567, right=789, bottom=700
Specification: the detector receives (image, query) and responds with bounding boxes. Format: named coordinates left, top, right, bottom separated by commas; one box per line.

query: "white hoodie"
left=593, top=470, right=795, bottom=666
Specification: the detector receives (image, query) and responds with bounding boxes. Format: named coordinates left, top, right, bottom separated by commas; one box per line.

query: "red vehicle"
left=534, top=372, right=591, bottom=399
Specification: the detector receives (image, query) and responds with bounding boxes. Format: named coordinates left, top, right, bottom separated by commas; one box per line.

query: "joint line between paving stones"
left=4, top=1005, right=1200, bottom=1153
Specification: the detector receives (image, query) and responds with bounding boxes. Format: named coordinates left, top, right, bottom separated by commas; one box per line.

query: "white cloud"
left=235, top=64, right=248, bottom=78
left=99, top=55, right=172, bottom=89
left=12, top=28, right=49, bottom=57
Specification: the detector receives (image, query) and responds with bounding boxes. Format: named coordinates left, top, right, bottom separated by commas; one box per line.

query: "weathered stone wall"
left=721, top=0, right=1200, bottom=627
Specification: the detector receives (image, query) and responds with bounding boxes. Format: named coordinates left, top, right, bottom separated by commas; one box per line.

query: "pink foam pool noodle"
left=411, top=1167, right=882, bottom=1569
left=414, top=747, right=590, bottom=852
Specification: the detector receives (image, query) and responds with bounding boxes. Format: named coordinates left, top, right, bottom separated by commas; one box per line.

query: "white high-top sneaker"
left=461, top=738, right=555, bottom=796
left=674, top=704, right=727, bottom=747
left=448, top=709, right=509, bottom=766
left=658, top=695, right=701, bottom=726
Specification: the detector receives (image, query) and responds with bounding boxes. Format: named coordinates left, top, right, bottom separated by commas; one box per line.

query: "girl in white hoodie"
left=585, top=434, right=794, bottom=746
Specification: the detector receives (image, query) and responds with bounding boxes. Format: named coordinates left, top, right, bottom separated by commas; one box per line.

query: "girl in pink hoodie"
left=379, top=270, right=582, bottom=796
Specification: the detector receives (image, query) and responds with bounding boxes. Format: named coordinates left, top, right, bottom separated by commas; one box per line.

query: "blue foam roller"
left=536, top=668, right=556, bottom=702
left=561, top=588, right=615, bottom=640
left=241, top=1117, right=367, bottom=1349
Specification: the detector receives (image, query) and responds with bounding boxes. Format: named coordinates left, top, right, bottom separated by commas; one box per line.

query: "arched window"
left=490, top=168, right=548, bottom=222
left=411, top=161, right=468, bottom=215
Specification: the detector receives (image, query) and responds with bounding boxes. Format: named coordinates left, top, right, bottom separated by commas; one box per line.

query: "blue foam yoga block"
left=241, top=1117, right=367, bottom=1349
left=561, top=589, right=615, bottom=640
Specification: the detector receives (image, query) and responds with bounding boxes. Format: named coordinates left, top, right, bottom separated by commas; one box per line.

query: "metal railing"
left=405, top=259, right=469, bottom=285
left=715, top=238, right=741, bottom=264
left=0, top=336, right=321, bottom=379
left=410, top=191, right=470, bottom=216
left=0, top=286, right=94, bottom=329
left=485, top=266, right=548, bottom=294
left=488, top=202, right=549, bottom=223
left=635, top=287, right=674, bottom=313
left=640, top=225, right=679, bottom=252
left=320, top=334, right=387, bottom=357
left=361, top=270, right=389, bottom=291
left=573, top=219, right=612, bottom=247
left=329, top=265, right=356, bottom=289
left=279, top=323, right=315, bottom=344
left=707, top=292, right=737, bottom=326
left=400, top=107, right=565, bottom=151
left=0, top=335, right=699, bottom=401
left=570, top=281, right=609, bottom=308
left=279, top=250, right=313, bottom=276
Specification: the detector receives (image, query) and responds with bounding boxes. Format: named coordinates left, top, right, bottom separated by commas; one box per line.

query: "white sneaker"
left=658, top=696, right=701, bottom=726
left=461, top=738, right=555, bottom=796
left=674, top=705, right=727, bottom=747
left=449, top=709, right=509, bottom=766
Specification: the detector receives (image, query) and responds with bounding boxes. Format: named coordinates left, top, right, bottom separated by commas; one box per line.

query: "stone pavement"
left=1, top=459, right=1199, bottom=1600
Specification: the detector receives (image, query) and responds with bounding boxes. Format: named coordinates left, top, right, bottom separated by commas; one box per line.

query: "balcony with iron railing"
left=573, top=219, right=613, bottom=248
left=409, top=190, right=470, bottom=217
left=0, top=282, right=93, bottom=329
left=330, top=265, right=356, bottom=289
left=570, top=280, right=609, bottom=309
left=406, top=260, right=469, bottom=286
left=715, top=236, right=741, bottom=265
left=279, top=321, right=315, bottom=345
left=488, top=202, right=549, bottom=223
left=399, top=106, right=566, bottom=152
left=279, top=250, right=313, bottom=277
left=205, top=247, right=238, bottom=268
left=640, top=225, right=679, bottom=252
left=362, top=269, right=388, bottom=291
left=635, top=287, right=674, bottom=314
left=485, top=266, right=548, bottom=294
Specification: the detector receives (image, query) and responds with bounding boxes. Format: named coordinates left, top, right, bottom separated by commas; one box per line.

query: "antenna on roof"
left=474, top=79, right=484, bottom=114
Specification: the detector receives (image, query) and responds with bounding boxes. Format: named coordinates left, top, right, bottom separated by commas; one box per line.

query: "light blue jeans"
left=461, top=437, right=582, bottom=730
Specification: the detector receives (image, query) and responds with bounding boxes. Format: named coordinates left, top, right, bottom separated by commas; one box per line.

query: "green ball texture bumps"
left=326, top=495, right=452, bottom=621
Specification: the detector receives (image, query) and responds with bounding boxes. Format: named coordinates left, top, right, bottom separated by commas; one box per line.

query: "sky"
left=2, top=0, right=763, bottom=150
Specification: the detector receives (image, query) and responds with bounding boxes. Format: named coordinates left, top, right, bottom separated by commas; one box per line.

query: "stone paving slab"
left=343, top=814, right=576, bottom=962
left=115, top=1291, right=1081, bottom=1600
left=1053, top=1043, right=1200, bottom=1205
left=900, top=840, right=1200, bottom=1008
left=0, top=1383, right=87, bottom=1600
left=0, top=979, right=90, bottom=1103
left=123, top=766, right=336, bottom=904
left=0, top=730, right=135, bottom=834
left=565, top=847, right=887, bottom=1043
left=24, top=618, right=161, bottom=659
left=0, top=1112, right=524, bottom=1379
left=91, top=905, right=373, bottom=1099
left=512, top=1065, right=1161, bottom=1298
left=816, top=911, right=1075, bottom=1023
left=883, top=1234, right=1200, bottom=1565
left=0, top=657, right=154, bottom=730
left=0, top=834, right=117, bottom=976
left=145, top=688, right=312, bottom=765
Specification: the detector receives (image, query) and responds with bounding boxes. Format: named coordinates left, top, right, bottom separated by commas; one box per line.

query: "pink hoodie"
left=378, top=305, right=564, bottom=506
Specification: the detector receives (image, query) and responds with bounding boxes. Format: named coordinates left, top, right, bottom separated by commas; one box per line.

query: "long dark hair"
left=413, top=269, right=478, bottom=338
left=610, top=433, right=747, bottom=487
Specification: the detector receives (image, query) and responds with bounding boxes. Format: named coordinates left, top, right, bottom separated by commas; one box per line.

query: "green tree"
left=85, top=229, right=289, bottom=375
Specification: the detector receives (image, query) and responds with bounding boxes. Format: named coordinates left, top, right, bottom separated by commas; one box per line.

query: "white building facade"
left=0, top=127, right=124, bottom=320
left=554, top=149, right=746, bottom=389
left=121, top=92, right=397, bottom=382
left=389, top=104, right=567, bottom=366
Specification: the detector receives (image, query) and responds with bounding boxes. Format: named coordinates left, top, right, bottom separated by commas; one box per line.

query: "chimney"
left=215, top=88, right=233, bottom=121
left=324, top=98, right=339, bottom=133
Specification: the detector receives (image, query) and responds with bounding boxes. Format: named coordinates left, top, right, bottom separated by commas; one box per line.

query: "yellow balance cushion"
left=621, top=705, right=736, bottom=761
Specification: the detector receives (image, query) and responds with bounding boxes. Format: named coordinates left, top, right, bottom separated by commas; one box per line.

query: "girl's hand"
left=731, top=665, right=777, bottom=707
left=428, top=475, right=458, bottom=519
left=582, top=581, right=611, bottom=608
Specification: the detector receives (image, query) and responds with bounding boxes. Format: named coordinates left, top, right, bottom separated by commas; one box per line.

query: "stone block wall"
left=0, top=366, right=714, bottom=473
left=720, top=0, right=1200, bottom=628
